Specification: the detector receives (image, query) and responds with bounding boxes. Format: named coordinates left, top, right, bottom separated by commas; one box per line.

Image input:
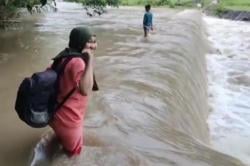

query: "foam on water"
left=205, top=16, right=250, bottom=165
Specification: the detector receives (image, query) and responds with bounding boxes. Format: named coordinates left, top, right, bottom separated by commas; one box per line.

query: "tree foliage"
left=66, top=0, right=120, bottom=7
left=0, top=0, right=43, bottom=7
left=66, top=0, right=120, bottom=16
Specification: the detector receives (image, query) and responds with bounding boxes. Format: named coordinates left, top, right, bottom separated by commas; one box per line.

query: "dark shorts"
left=143, top=26, right=151, bottom=32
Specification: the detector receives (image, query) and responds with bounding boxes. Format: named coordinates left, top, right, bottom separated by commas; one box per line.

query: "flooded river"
left=0, top=2, right=248, bottom=166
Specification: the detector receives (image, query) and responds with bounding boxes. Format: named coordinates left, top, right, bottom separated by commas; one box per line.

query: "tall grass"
left=220, top=0, right=250, bottom=11
left=221, top=0, right=250, bottom=7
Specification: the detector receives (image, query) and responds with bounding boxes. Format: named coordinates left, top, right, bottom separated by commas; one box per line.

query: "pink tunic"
left=50, top=57, right=88, bottom=156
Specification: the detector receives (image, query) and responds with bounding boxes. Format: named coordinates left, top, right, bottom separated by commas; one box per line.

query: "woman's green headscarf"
left=53, top=27, right=99, bottom=91
left=68, top=27, right=92, bottom=52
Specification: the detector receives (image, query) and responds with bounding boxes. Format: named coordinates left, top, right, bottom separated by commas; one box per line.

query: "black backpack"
left=15, top=49, right=98, bottom=128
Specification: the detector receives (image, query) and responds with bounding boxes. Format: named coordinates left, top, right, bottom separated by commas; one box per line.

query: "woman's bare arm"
left=79, top=51, right=94, bottom=96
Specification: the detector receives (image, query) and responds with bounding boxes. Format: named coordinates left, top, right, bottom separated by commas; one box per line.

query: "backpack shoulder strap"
left=51, top=56, right=76, bottom=111
left=51, top=56, right=72, bottom=74
left=50, top=52, right=94, bottom=111
left=55, top=86, right=75, bottom=111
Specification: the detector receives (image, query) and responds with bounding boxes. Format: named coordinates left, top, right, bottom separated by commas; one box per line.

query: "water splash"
left=205, top=16, right=250, bottom=165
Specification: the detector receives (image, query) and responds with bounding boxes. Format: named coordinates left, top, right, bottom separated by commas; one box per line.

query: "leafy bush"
left=80, top=0, right=119, bottom=7
left=157, top=0, right=170, bottom=6
left=215, top=3, right=226, bottom=15
left=169, top=0, right=176, bottom=8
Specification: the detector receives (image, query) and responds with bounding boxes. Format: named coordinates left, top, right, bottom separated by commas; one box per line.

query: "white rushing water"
left=205, top=17, right=250, bottom=165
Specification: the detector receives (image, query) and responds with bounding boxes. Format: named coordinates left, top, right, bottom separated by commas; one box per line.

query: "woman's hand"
left=82, top=48, right=95, bottom=67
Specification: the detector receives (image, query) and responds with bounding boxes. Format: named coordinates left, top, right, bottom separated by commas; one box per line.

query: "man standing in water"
left=49, top=27, right=98, bottom=157
left=143, top=4, right=153, bottom=37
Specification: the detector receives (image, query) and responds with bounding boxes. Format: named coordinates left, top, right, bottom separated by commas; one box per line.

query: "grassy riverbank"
left=203, top=0, right=250, bottom=17
left=120, top=0, right=203, bottom=8
left=220, top=0, right=250, bottom=11
left=120, top=0, right=250, bottom=12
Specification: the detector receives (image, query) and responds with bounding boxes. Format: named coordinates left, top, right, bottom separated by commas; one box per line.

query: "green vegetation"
left=119, top=0, right=250, bottom=11
left=0, top=0, right=43, bottom=8
left=203, top=0, right=250, bottom=15
left=120, top=0, right=200, bottom=8
left=65, top=0, right=206, bottom=8
left=0, top=0, right=44, bottom=20
left=1, top=0, right=250, bottom=21
left=66, top=0, right=119, bottom=7
left=220, top=0, right=250, bottom=11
